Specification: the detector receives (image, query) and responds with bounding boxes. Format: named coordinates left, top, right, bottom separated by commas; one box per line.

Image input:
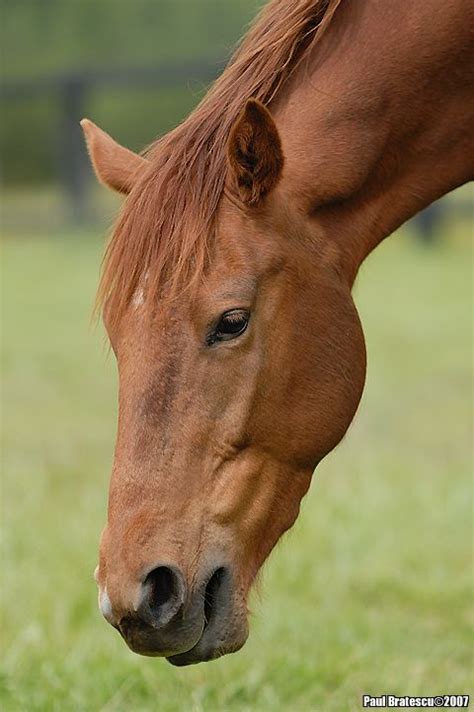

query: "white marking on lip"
left=99, top=588, right=113, bottom=621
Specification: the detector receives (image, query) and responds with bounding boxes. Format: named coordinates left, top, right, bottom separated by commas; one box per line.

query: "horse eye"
left=207, top=309, right=250, bottom=345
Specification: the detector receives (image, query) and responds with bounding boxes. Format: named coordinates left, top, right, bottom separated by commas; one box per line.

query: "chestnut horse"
left=82, top=0, right=473, bottom=665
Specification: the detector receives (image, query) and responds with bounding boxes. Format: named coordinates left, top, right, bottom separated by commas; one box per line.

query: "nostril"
left=146, top=566, right=175, bottom=609
left=204, top=567, right=227, bottom=627
left=141, top=565, right=185, bottom=627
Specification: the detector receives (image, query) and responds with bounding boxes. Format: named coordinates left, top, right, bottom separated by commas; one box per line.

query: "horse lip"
left=165, top=621, right=247, bottom=666
left=117, top=614, right=205, bottom=658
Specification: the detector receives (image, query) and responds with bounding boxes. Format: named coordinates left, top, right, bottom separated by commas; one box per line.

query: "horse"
left=81, top=0, right=473, bottom=665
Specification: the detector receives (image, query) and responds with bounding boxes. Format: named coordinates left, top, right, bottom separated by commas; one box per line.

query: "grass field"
left=2, top=225, right=472, bottom=711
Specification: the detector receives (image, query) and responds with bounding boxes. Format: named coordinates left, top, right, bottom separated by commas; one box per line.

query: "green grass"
left=1, top=227, right=472, bottom=711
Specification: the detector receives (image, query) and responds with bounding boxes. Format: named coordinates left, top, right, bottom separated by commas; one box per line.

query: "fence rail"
left=3, top=62, right=471, bottom=235
left=3, top=60, right=223, bottom=223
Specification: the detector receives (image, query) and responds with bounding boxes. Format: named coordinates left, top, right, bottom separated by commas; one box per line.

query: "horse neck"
left=272, top=0, right=473, bottom=284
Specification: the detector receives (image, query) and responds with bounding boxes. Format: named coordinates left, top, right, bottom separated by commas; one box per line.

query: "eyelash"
left=206, top=309, right=250, bottom=346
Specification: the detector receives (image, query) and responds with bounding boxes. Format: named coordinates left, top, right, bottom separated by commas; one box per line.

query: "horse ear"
left=80, top=119, right=148, bottom=195
left=227, top=99, right=284, bottom=206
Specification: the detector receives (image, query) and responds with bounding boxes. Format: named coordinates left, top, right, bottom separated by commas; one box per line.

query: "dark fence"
left=2, top=60, right=223, bottom=223
left=3, top=62, right=471, bottom=236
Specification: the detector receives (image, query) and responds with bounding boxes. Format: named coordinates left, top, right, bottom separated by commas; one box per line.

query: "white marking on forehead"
left=132, top=270, right=149, bottom=309
left=132, top=288, right=145, bottom=308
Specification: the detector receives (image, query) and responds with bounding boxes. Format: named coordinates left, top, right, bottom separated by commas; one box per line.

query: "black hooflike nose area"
left=138, top=565, right=185, bottom=628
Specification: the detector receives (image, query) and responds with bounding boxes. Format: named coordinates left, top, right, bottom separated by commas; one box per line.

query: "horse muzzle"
left=98, top=563, right=248, bottom=664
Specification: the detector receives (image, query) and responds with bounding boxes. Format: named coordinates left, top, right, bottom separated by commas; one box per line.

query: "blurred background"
left=2, top=2, right=472, bottom=710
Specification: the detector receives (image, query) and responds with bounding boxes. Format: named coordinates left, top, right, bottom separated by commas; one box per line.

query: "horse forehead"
left=120, top=315, right=193, bottom=433
left=119, top=304, right=190, bottom=379
left=138, top=352, right=183, bottom=430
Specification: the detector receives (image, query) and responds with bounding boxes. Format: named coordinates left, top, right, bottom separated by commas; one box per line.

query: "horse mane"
left=98, top=0, right=342, bottom=324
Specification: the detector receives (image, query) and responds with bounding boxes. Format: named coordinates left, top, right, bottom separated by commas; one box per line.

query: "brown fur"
left=82, top=0, right=473, bottom=663
left=96, top=0, right=342, bottom=326
left=227, top=99, right=284, bottom=205
left=81, top=119, right=148, bottom=194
